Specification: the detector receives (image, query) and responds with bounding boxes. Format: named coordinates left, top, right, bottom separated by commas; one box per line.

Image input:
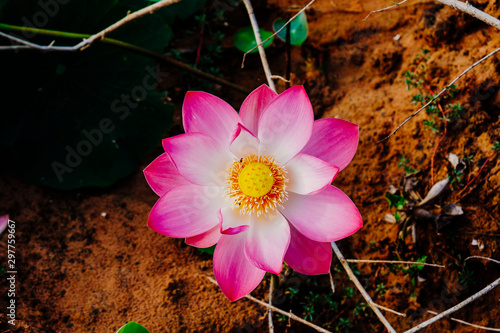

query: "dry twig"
left=435, top=0, right=500, bottom=29
left=328, top=270, right=335, bottom=293
left=76, top=0, right=182, bottom=50
left=366, top=0, right=500, bottom=29
left=465, top=256, right=500, bottom=265
left=344, top=259, right=444, bottom=268
left=241, top=0, right=276, bottom=91
left=205, top=276, right=333, bottom=333
left=0, top=0, right=180, bottom=52
left=331, top=242, right=397, bottom=333
left=403, top=276, right=500, bottom=333
left=379, top=45, right=500, bottom=142
left=427, top=310, right=500, bottom=331
left=0, top=25, right=251, bottom=94
left=364, top=0, right=409, bottom=21
left=242, top=0, right=316, bottom=66
left=268, top=275, right=274, bottom=333
left=373, top=303, right=407, bottom=317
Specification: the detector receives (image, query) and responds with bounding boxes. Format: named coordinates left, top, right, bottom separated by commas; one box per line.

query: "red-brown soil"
left=1, top=0, right=499, bottom=332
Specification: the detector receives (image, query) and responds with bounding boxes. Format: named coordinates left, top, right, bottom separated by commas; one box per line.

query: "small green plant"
left=405, top=49, right=463, bottom=132
left=335, top=317, right=353, bottom=332
left=385, top=192, right=406, bottom=222
left=463, top=154, right=474, bottom=162
left=343, top=287, right=355, bottom=299
left=398, top=155, right=419, bottom=174
left=448, top=167, right=464, bottom=190
left=375, top=283, right=387, bottom=296
left=286, top=286, right=300, bottom=299
left=390, top=256, right=428, bottom=296
left=458, top=266, right=476, bottom=286
left=302, top=291, right=320, bottom=321
left=455, top=256, right=477, bottom=286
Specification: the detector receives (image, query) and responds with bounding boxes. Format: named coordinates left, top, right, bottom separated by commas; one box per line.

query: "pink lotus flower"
left=144, top=85, right=362, bottom=301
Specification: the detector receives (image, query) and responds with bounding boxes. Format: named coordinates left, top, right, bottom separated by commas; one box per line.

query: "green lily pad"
left=0, top=0, right=176, bottom=189
left=273, top=11, right=308, bottom=46
left=117, top=321, right=149, bottom=333
left=233, top=26, right=273, bottom=53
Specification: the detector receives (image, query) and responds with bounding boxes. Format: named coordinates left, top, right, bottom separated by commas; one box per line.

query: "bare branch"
left=75, top=0, right=182, bottom=50
left=403, top=276, right=500, bottom=333
left=427, top=310, right=500, bottom=331
left=0, top=30, right=73, bottom=51
left=0, top=0, right=180, bottom=52
left=328, top=270, right=335, bottom=293
left=268, top=275, right=274, bottom=333
left=0, top=25, right=251, bottom=95
left=242, top=0, right=315, bottom=62
left=345, top=259, right=445, bottom=268
left=204, top=275, right=333, bottom=333
left=332, top=242, right=397, bottom=333
left=366, top=0, right=500, bottom=30
left=373, top=303, right=407, bottom=317
left=380, top=45, right=500, bottom=142
left=270, top=75, right=291, bottom=83
left=434, top=0, right=500, bottom=30
left=465, top=256, right=500, bottom=265
left=364, top=0, right=409, bottom=21
left=241, top=0, right=276, bottom=92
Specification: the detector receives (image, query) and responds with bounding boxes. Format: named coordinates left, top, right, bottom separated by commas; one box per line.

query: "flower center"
left=226, top=155, right=288, bottom=216
left=238, top=163, right=274, bottom=198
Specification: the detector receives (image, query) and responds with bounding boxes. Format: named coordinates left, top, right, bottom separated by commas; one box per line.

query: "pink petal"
left=280, top=186, right=362, bottom=242
left=219, top=207, right=250, bottom=235
left=300, top=118, right=359, bottom=171
left=185, top=224, right=221, bottom=248
left=163, top=133, right=233, bottom=187
left=285, top=153, right=339, bottom=195
left=183, top=91, right=242, bottom=147
left=143, top=153, right=191, bottom=197
left=244, top=213, right=290, bottom=275
left=229, top=123, right=260, bottom=158
left=285, top=224, right=332, bottom=275
left=257, top=86, right=314, bottom=165
left=148, top=184, right=224, bottom=238
left=239, top=84, right=277, bottom=136
left=214, top=232, right=266, bottom=301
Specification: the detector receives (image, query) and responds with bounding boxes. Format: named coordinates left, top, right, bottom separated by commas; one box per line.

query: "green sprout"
left=375, top=283, right=387, bottom=296
left=385, top=192, right=406, bottom=222
left=398, top=155, right=420, bottom=174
